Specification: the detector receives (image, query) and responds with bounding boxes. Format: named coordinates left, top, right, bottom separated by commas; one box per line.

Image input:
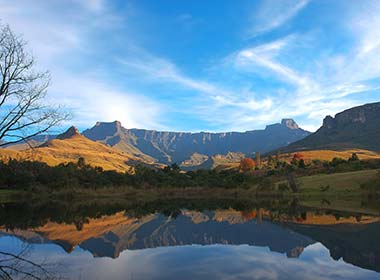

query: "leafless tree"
left=0, top=244, right=58, bottom=280
left=0, top=24, right=69, bottom=146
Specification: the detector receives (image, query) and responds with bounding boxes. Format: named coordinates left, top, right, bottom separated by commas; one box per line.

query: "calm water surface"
left=0, top=198, right=379, bottom=279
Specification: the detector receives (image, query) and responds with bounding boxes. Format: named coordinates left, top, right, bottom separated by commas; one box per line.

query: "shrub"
left=348, top=153, right=359, bottom=162
left=278, top=182, right=290, bottom=192
left=298, top=159, right=306, bottom=169
left=320, top=185, right=330, bottom=192
left=239, top=158, right=255, bottom=172
left=330, top=157, right=346, bottom=167
left=257, top=178, right=275, bottom=191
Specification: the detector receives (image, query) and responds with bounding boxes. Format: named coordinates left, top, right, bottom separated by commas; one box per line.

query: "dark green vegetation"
left=1, top=153, right=380, bottom=199
left=286, top=102, right=380, bottom=152
left=0, top=159, right=261, bottom=190
left=1, top=194, right=380, bottom=276
left=1, top=195, right=379, bottom=231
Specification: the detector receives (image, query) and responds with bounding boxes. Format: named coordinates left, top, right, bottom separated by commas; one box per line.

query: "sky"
left=1, top=0, right=380, bottom=132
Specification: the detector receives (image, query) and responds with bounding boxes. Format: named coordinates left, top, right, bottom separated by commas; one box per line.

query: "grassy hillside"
left=0, top=134, right=151, bottom=172
left=272, top=169, right=380, bottom=214
left=212, top=149, right=380, bottom=171
left=297, top=169, right=379, bottom=192
left=279, top=149, right=380, bottom=162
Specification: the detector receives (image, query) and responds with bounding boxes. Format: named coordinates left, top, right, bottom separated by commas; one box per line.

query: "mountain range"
left=1, top=118, right=310, bottom=169
left=1, top=101, right=380, bottom=170
left=81, top=118, right=309, bottom=165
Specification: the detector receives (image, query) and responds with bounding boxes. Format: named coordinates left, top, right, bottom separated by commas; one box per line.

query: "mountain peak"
left=56, top=126, right=80, bottom=140
left=322, top=102, right=380, bottom=130
left=322, top=115, right=335, bottom=129
left=286, top=101, right=380, bottom=152
left=96, top=120, right=122, bottom=128
left=83, top=121, right=123, bottom=142
left=281, top=119, right=299, bottom=129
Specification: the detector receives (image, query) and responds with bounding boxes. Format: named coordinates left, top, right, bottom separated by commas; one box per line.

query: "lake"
left=0, top=197, right=380, bottom=279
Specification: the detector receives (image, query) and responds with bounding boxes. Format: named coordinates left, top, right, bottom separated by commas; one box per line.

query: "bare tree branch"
left=0, top=242, right=60, bottom=280
left=0, top=23, right=69, bottom=146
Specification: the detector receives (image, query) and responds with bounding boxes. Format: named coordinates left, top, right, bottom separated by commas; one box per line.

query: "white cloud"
left=78, top=0, right=104, bottom=12
left=1, top=0, right=379, bottom=134
left=353, top=1, right=380, bottom=56
left=120, top=54, right=221, bottom=96
left=118, top=52, right=278, bottom=131
left=249, top=0, right=309, bottom=36
left=330, top=1, right=380, bottom=86
left=225, top=0, right=380, bottom=132
left=117, top=31, right=379, bottom=132
left=48, top=74, right=164, bottom=130
left=0, top=0, right=164, bottom=131
left=237, top=48, right=310, bottom=88
left=0, top=2, right=82, bottom=62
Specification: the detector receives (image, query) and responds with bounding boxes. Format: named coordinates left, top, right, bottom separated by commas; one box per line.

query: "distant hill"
left=286, top=102, right=380, bottom=152
left=180, top=152, right=245, bottom=171
left=278, top=149, right=380, bottom=163
left=1, top=134, right=56, bottom=150
left=0, top=126, right=150, bottom=172
left=83, top=119, right=310, bottom=165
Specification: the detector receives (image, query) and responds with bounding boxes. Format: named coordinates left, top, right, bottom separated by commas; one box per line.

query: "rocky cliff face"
left=83, top=119, right=310, bottom=164
left=56, top=126, right=80, bottom=140
left=282, top=118, right=300, bottom=129
left=322, top=102, right=377, bottom=128
left=286, top=102, right=380, bottom=151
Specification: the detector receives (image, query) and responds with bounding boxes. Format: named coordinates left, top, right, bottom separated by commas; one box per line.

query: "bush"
left=239, top=158, right=255, bottom=172
left=330, top=157, right=346, bottom=167
left=298, top=159, right=306, bottom=169
left=0, top=158, right=265, bottom=190
left=320, top=185, right=330, bottom=192
left=257, top=178, right=275, bottom=191
left=278, top=182, right=290, bottom=192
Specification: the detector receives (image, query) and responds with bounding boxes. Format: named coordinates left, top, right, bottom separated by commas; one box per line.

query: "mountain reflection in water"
left=0, top=199, right=379, bottom=279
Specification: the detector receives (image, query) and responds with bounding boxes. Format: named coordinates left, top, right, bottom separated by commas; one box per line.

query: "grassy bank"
left=2, top=169, right=379, bottom=213
left=2, top=169, right=379, bottom=201
left=293, top=169, right=379, bottom=198
left=298, top=169, right=378, bottom=190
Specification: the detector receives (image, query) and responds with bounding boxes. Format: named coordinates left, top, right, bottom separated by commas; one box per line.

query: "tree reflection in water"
left=0, top=244, right=58, bottom=280
left=1, top=196, right=380, bottom=277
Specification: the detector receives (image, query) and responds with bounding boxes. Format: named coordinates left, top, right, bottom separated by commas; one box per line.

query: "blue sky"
left=1, top=0, right=380, bottom=132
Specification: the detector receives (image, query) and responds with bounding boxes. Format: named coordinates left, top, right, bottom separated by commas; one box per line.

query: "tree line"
left=1, top=154, right=380, bottom=191
left=0, top=158, right=262, bottom=189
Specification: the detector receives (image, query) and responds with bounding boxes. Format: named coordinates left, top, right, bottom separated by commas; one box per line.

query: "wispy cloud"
left=118, top=52, right=278, bottom=131
left=236, top=46, right=311, bottom=88
left=77, top=0, right=105, bottom=12
left=120, top=54, right=219, bottom=95
left=227, top=12, right=380, bottom=132
left=0, top=0, right=164, bottom=131
left=1, top=0, right=379, bottom=133
left=248, top=0, right=309, bottom=37
left=48, top=73, right=164, bottom=130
